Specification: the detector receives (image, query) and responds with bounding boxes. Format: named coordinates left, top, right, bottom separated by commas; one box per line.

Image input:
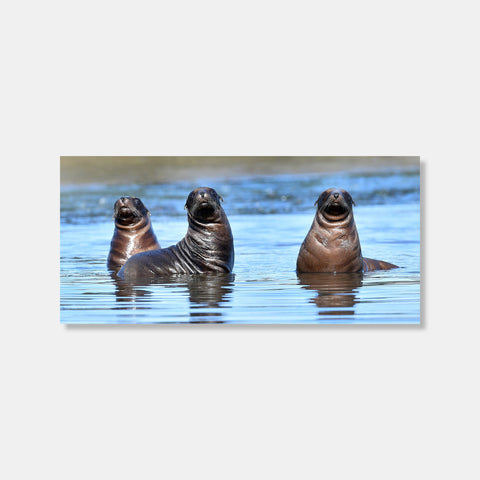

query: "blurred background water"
left=60, top=157, right=420, bottom=324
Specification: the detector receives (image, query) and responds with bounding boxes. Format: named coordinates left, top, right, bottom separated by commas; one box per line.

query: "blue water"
left=60, top=166, right=420, bottom=324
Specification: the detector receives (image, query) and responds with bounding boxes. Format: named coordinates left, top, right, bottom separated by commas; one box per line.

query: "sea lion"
left=118, top=187, right=234, bottom=280
left=107, top=196, right=161, bottom=273
left=296, top=188, right=398, bottom=273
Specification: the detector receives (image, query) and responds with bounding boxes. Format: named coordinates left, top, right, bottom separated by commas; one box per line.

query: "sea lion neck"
left=316, top=208, right=354, bottom=229
left=186, top=209, right=232, bottom=246
left=187, top=208, right=225, bottom=229
left=115, top=214, right=149, bottom=230
left=184, top=207, right=233, bottom=266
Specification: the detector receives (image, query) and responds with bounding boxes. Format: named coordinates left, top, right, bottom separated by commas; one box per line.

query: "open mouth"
left=116, top=206, right=142, bottom=223
left=117, top=206, right=133, bottom=217
left=192, top=199, right=217, bottom=220
left=197, top=203, right=215, bottom=215
left=324, top=202, right=348, bottom=216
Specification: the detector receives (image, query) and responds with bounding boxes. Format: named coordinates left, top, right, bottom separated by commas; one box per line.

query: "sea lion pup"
left=118, top=187, right=234, bottom=280
left=296, top=188, right=398, bottom=273
left=107, top=196, right=161, bottom=273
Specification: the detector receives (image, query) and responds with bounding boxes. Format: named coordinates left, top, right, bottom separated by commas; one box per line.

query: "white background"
left=2, top=1, right=479, bottom=479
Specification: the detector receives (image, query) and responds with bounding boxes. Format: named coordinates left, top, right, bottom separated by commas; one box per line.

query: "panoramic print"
left=60, top=156, right=420, bottom=324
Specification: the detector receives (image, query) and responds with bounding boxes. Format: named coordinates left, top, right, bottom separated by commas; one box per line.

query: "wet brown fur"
left=296, top=188, right=398, bottom=273
left=107, top=196, right=160, bottom=273
left=118, top=187, right=234, bottom=280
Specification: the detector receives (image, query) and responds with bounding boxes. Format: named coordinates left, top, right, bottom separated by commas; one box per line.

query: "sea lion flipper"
left=362, top=257, right=398, bottom=272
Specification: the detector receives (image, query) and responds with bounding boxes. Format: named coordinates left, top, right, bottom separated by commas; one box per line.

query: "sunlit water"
left=60, top=167, right=420, bottom=324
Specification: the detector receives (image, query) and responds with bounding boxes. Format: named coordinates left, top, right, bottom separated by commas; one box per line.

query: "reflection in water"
left=185, top=273, right=235, bottom=323
left=297, top=272, right=363, bottom=316
left=112, top=274, right=154, bottom=309
left=112, top=273, right=234, bottom=322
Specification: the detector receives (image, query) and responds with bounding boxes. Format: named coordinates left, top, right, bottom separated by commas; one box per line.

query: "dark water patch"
left=61, top=166, right=419, bottom=224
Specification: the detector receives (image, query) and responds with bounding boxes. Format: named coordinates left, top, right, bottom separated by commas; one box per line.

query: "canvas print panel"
left=60, top=156, right=420, bottom=324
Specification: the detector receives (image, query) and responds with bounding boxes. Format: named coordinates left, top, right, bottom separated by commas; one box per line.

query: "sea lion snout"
left=198, top=190, right=211, bottom=206
left=113, top=197, right=130, bottom=218
left=321, top=189, right=353, bottom=206
left=116, top=197, right=129, bottom=213
left=116, top=196, right=132, bottom=209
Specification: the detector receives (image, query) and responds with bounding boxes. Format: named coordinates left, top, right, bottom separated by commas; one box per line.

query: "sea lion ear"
left=343, top=190, right=355, bottom=207
left=219, top=195, right=224, bottom=202
left=314, top=192, right=324, bottom=207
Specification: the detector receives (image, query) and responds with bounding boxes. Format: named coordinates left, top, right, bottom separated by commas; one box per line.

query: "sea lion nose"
left=333, top=192, right=339, bottom=199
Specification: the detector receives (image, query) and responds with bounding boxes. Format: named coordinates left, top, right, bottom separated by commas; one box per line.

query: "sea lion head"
left=113, top=196, right=150, bottom=227
left=185, top=187, right=224, bottom=223
left=314, top=188, right=356, bottom=223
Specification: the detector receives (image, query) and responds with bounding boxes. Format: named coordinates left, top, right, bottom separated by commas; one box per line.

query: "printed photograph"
left=60, top=156, right=420, bottom=324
